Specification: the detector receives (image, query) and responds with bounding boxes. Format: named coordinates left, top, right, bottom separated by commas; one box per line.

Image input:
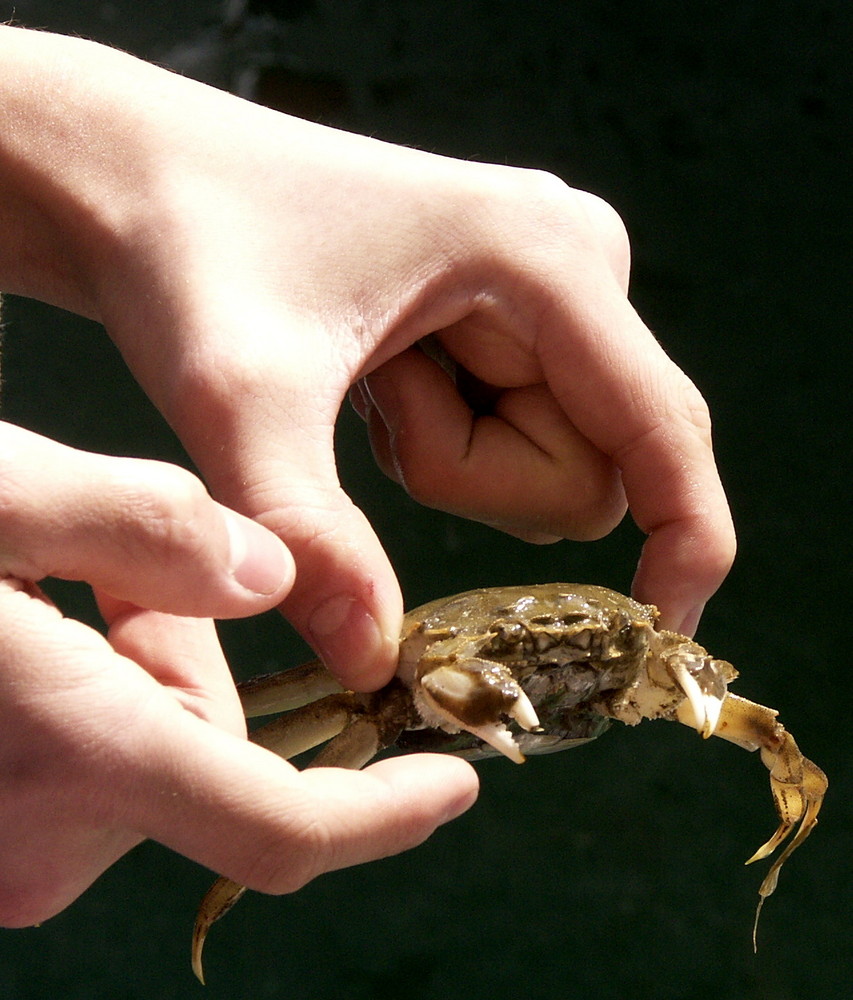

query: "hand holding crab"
left=0, top=26, right=741, bottom=956
left=0, top=425, right=476, bottom=928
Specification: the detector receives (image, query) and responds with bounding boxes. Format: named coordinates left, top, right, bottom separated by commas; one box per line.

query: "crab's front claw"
left=417, top=657, right=541, bottom=763
left=665, top=649, right=730, bottom=739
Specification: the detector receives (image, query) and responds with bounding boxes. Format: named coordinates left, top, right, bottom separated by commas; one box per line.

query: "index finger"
left=538, top=279, right=736, bottom=635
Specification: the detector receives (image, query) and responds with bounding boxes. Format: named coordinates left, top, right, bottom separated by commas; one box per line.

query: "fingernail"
left=308, top=594, right=394, bottom=690
left=348, top=381, right=369, bottom=420
left=361, top=374, right=399, bottom=435
left=222, top=508, right=293, bottom=596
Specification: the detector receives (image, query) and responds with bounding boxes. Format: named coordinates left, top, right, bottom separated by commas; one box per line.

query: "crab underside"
left=191, top=584, right=827, bottom=984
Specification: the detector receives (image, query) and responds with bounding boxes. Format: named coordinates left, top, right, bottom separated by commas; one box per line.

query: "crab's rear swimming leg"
left=677, top=690, right=827, bottom=947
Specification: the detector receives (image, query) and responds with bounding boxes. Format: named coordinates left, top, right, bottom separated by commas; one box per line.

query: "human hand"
left=0, top=28, right=735, bottom=694
left=0, top=422, right=476, bottom=925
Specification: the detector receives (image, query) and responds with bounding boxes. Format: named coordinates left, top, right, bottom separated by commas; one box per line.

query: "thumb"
left=0, top=422, right=293, bottom=617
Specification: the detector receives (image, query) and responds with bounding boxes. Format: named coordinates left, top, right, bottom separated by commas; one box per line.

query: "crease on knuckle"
left=616, top=372, right=715, bottom=471
left=240, top=802, right=334, bottom=896
left=113, top=461, right=215, bottom=563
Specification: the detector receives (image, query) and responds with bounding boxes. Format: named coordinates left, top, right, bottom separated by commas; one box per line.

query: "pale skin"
left=0, top=26, right=735, bottom=927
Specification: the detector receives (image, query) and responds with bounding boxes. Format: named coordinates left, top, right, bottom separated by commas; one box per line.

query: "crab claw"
left=667, top=650, right=729, bottom=738
left=417, top=657, right=541, bottom=764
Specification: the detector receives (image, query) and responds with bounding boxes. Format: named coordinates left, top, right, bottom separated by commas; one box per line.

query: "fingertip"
left=306, top=593, right=401, bottom=691
left=368, top=753, right=480, bottom=826
left=632, top=514, right=736, bottom=635
left=435, top=757, right=480, bottom=822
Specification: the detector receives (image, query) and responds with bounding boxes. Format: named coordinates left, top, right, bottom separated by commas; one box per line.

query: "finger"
left=534, top=279, right=736, bottom=633
left=126, top=710, right=479, bottom=895
left=168, top=371, right=405, bottom=691
left=359, top=349, right=627, bottom=542
left=0, top=582, right=231, bottom=924
left=238, top=470, right=403, bottom=692
left=439, top=172, right=733, bottom=630
left=0, top=422, right=293, bottom=617
left=1, top=579, right=476, bottom=918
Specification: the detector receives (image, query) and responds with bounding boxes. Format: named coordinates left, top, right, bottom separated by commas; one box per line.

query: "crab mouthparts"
left=417, top=658, right=541, bottom=763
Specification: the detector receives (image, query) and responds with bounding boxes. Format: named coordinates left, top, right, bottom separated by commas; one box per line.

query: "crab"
left=191, top=583, right=827, bottom=983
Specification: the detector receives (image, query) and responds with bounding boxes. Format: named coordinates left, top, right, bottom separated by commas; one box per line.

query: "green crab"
left=192, top=583, right=827, bottom=983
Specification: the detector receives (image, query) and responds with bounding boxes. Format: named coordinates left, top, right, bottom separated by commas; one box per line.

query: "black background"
left=1, top=2, right=850, bottom=998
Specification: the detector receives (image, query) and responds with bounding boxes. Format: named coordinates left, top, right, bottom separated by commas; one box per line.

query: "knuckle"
left=114, top=460, right=215, bottom=557
left=0, top=463, right=33, bottom=544
left=701, top=519, right=738, bottom=583
left=514, top=168, right=629, bottom=243
left=563, top=483, right=628, bottom=542
left=513, top=165, right=575, bottom=206
left=396, top=456, right=452, bottom=509
left=475, top=165, right=631, bottom=287
left=574, top=189, right=630, bottom=252
left=625, top=368, right=714, bottom=457
left=376, top=424, right=453, bottom=508
left=240, top=810, right=333, bottom=896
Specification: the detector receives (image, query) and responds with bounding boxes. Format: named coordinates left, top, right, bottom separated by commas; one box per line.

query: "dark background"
left=1, top=2, right=850, bottom=998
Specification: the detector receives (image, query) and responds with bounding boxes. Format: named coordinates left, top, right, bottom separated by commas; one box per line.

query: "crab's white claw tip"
left=671, top=662, right=710, bottom=736
left=701, top=691, right=724, bottom=738
left=417, top=660, right=532, bottom=762
left=469, top=723, right=526, bottom=763
left=509, top=688, right=540, bottom=732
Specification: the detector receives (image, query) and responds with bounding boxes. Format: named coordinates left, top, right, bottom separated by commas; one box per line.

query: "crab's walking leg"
left=250, top=694, right=357, bottom=760
left=239, top=661, right=344, bottom=717
left=679, top=691, right=827, bottom=947
left=192, top=691, right=355, bottom=985
left=191, top=880, right=248, bottom=984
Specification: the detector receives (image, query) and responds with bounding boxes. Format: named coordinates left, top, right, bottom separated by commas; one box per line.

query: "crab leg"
left=677, top=691, right=827, bottom=946
left=239, top=661, right=344, bottom=718
left=309, top=715, right=386, bottom=768
left=191, top=880, right=248, bottom=984
left=250, top=694, right=355, bottom=760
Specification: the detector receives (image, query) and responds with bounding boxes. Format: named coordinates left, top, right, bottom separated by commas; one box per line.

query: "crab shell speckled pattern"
left=393, top=584, right=734, bottom=760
